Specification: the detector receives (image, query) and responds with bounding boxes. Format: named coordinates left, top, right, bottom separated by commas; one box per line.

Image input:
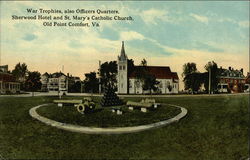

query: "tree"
left=204, top=61, right=219, bottom=93
left=83, top=72, right=99, bottom=93
left=141, top=58, right=147, bottom=66
left=182, top=62, right=197, bottom=77
left=127, top=59, right=135, bottom=76
left=25, top=71, right=41, bottom=94
left=99, top=61, right=117, bottom=90
left=142, top=74, right=159, bottom=94
left=184, top=73, right=203, bottom=93
left=182, top=62, right=198, bottom=92
left=135, top=59, right=159, bottom=94
left=12, top=62, right=28, bottom=90
left=68, top=81, right=81, bottom=93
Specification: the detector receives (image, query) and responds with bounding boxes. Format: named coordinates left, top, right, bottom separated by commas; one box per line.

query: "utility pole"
left=209, top=67, right=211, bottom=94
left=80, top=81, right=83, bottom=93
left=99, top=60, right=101, bottom=94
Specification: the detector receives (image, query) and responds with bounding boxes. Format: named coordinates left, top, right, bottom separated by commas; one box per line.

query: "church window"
left=119, top=65, right=122, bottom=70
left=159, top=82, right=162, bottom=88
left=135, top=80, right=140, bottom=88
left=129, top=80, right=132, bottom=88
left=123, top=65, right=126, bottom=70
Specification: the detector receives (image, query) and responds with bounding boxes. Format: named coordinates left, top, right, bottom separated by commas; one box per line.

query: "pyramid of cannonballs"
left=101, top=86, right=123, bottom=107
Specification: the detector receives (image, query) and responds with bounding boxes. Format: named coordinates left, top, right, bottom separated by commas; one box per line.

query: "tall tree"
left=100, top=61, right=117, bottom=90
left=204, top=61, right=219, bottom=93
left=12, top=62, right=28, bottom=83
left=25, top=71, right=41, bottom=94
left=182, top=62, right=197, bottom=77
left=182, top=62, right=198, bottom=91
left=184, top=72, right=203, bottom=93
left=83, top=72, right=99, bottom=93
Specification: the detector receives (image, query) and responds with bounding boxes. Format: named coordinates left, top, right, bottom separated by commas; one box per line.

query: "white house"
left=117, top=42, right=179, bottom=94
left=41, top=72, right=68, bottom=93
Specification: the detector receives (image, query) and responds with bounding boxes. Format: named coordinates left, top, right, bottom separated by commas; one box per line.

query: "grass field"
left=0, top=94, right=248, bottom=159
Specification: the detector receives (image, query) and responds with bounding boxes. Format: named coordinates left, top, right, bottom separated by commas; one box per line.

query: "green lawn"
left=37, top=103, right=180, bottom=127
left=0, top=94, right=248, bottom=159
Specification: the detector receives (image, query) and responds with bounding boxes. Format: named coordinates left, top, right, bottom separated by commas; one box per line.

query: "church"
left=117, top=42, right=179, bottom=94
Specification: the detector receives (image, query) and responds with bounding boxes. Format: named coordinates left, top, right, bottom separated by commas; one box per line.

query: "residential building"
left=41, top=72, right=68, bottom=93
left=0, top=65, right=20, bottom=94
left=245, top=72, right=250, bottom=92
left=117, top=42, right=179, bottom=94
left=217, top=67, right=245, bottom=93
left=41, top=72, right=50, bottom=91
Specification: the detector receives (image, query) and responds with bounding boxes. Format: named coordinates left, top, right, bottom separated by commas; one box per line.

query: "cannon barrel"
left=126, top=101, right=153, bottom=108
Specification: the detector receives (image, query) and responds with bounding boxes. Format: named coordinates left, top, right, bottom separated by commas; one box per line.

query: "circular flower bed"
left=36, top=103, right=181, bottom=128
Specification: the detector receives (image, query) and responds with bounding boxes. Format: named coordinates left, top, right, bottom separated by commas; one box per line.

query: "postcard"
left=0, top=1, right=249, bottom=160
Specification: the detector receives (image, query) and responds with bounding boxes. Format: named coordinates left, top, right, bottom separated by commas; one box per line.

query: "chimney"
left=240, top=68, right=243, bottom=73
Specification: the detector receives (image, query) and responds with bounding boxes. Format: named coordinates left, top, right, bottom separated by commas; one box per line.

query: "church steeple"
left=117, top=41, right=128, bottom=94
left=119, top=41, right=127, bottom=61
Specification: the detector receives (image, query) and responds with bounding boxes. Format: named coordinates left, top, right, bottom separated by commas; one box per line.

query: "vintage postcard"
left=0, top=1, right=249, bottom=160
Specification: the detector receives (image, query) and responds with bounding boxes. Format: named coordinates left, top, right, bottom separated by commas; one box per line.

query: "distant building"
left=217, top=67, right=245, bottom=93
left=117, top=42, right=179, bottom=94
left=41, top=72, right=80, bottom=93
left=41, top=72, right=50, bottom=91
left=41, top=72, right=68, bottom=93
left=245, top=72, right=250, bottom=92
left=0, top=65, right=20, bottom=94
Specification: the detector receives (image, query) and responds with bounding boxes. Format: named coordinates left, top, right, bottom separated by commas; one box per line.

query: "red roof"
left=129, top=66, right=179, bottom=80
left=0, top=73, right=17, bottom=82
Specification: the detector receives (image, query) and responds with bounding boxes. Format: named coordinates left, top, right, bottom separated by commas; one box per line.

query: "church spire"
left=119, top=41, right=127, bottom=60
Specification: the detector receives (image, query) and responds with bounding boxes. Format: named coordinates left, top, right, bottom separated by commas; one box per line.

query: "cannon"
left=53, top=97, right=95, bottom=114
left=76, top=100, right=95, bottom=114
left=126, top=99, right=160, bottom=112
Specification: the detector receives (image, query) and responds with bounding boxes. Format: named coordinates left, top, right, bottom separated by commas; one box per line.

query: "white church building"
left=117, top=42, right=179, bottom=94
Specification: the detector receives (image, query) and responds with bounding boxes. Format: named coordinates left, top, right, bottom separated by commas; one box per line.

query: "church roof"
left=118, top=41, right=127, bottom=61
left=128, top=66, right=179, bottom=80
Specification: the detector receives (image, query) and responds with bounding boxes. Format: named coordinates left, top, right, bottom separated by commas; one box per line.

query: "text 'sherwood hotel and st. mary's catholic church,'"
left=117, top=41, right=179, bottom=94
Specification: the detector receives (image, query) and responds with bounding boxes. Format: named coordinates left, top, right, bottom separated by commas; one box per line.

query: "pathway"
left=29, top=103, right=188, bottom=134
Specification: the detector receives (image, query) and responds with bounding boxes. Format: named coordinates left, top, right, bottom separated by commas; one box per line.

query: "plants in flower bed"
left=36, top=103, right=181, bottom=127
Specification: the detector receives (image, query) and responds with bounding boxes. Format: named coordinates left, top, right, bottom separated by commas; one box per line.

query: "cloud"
left=141, top=8, right=169, bottom=25
left=190, top=13, right=208, bottom=24
left=22, top=33, right=37, bottom=41
left=238, top=21, right=249, bottom=28
left=68, top=40, right=83, bottom=49
left=120, top=31, right=145, bottom=41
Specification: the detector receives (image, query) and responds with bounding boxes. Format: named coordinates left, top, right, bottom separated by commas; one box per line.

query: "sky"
left=0, top=1, right=249, bottom=90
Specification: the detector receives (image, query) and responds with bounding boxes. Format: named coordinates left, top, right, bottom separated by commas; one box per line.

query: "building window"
left=123, top=65, right=126, bottom=70
left=158, top=82, right=162, bottom=88
left=119, top=65, right=122, bottom=70
left=135, top=80, right=140, bottom=88
left=121, top=83, right=123, bottom=88
left=129, top=80, right=132, bottom=88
